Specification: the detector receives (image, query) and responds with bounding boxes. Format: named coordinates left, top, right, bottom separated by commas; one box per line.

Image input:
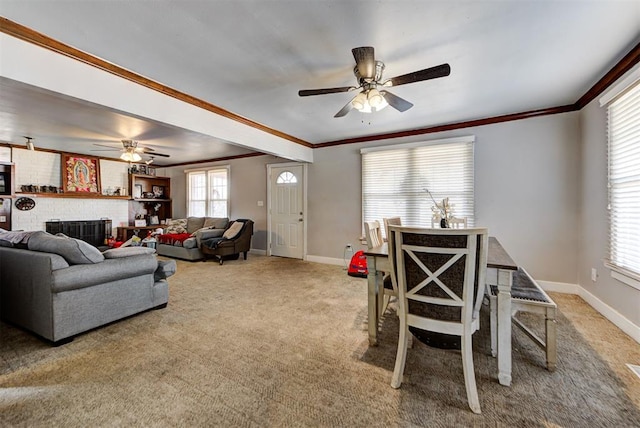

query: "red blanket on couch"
left=157, top=233, right=192, bottom=246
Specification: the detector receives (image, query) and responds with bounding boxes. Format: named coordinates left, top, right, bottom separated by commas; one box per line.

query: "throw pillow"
left=222, top=221, right=244, bottom=239
left=103, top=247, right=156, bottom=259
left=28, top=231, right=105, bottom=264
left=165, top=218, right=188, bottom=234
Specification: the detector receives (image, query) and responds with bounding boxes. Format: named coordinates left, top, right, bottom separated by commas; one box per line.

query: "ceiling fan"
left=298, top=46, right=450, bottom=117
left=92, top=140, right=170, bottom=163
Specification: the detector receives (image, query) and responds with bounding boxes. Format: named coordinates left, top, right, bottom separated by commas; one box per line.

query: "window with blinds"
left=186, top=167, right=229, bottom=217
left=361, top=136, right=475, bottom=237
left=607, top=80, right=640, bottom=278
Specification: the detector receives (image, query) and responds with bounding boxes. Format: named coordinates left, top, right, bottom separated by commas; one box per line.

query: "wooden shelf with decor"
left=14, top=192, right=130, bottom=200
left=129, top=174, right=172, bottom=224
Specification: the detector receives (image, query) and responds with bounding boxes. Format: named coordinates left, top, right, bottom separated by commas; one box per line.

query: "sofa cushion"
left=223, top=221, right=244, bottom=239
left=186, top=217, right=206, bottom=234
left=204, top=217, right=229, bottom=229
left=103, top=247, right=156, bottom=259
left=165, top=219, right=188, bottom=234
left=28, top=231, right=105, bottom=265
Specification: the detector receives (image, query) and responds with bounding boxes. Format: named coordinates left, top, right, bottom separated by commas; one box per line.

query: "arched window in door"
left=276, top=171, right=298, bottom=184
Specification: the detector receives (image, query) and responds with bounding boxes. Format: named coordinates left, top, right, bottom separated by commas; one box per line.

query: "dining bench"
left=488, top=267, right=557, bottom=371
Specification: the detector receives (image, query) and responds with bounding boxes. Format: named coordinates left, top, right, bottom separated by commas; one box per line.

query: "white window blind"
left=607, top=80, right=640, bottom=278
left=186, top=167, right=229, bottom=217
left=362, top=136, right=475, bottom=237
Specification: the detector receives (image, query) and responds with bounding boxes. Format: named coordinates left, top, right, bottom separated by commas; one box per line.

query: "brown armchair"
left=200, top=219, right=253, bottom=265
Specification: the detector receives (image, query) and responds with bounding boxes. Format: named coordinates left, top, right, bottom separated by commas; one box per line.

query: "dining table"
left=364, top=236, right=517, bottom=387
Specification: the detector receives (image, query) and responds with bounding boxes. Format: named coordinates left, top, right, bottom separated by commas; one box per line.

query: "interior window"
left=186, top=167, right=229, bottom=217
left=276, top=171, right=297, bottom=184
left=361, top=136, right=475, bottom=237
left=607, top=81, right=640, bottom=278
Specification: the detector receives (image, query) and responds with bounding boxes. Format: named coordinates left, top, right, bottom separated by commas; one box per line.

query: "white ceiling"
left=0, top=1, right=639, bottom=165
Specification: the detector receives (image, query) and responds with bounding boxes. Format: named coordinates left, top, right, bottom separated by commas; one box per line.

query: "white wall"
left=10, top=148, right=129, bottom=234
left=309, top=112, right=581, bottom=284
left=578, top=68, right=640, bottom=328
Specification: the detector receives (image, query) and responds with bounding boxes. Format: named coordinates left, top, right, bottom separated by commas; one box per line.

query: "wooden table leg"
left=497, top=268, right=513, bottom=386
left=367, top=255, right=379, bottom=346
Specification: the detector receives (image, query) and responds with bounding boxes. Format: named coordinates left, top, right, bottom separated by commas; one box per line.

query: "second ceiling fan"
left=92, top=140, right=170, bottom=163
left=298, top=46, right=450, bottom=117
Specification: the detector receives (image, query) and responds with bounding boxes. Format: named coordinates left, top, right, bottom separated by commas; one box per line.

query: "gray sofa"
left=156, top=216, right=229, bottom=261
left=0, top=231, right=176, bottom=345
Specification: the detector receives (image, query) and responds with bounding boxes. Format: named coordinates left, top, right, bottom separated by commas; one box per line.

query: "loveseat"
left=0, top=231, right=176, bottom=345
left=156, top=217, right=229, bottom=261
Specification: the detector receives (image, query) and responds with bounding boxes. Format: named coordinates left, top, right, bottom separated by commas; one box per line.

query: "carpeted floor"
left=1, top=255, right=639, bottom=427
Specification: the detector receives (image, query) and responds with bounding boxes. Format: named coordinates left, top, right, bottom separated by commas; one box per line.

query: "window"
left=361, top=136, right=475, bottom=237
left=606, top=80, right=640, bottom=278
left=276, top=171, right=297, bottom=184
left=186, top=167, right=229, bottom=217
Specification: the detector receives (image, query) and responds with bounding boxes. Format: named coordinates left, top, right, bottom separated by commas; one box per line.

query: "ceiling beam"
left=0, top=17, right=313, bottom=149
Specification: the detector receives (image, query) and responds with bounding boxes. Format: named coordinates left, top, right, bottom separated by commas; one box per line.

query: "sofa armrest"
left=155, top=259, right=177, bottom=281
left=195, top=228, right=224, bottom=246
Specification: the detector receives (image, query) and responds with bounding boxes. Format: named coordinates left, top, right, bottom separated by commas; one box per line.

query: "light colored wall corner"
left=579, top=283, right=640, bottom=344
left=577, top=62, right=640, bottom=330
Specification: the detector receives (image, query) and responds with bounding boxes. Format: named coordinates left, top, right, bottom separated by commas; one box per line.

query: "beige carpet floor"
left=1, top=255, right=639, bottom=427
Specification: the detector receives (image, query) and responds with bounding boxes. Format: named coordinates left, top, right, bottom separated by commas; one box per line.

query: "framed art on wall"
left=61, top=154, right=101, bottom=194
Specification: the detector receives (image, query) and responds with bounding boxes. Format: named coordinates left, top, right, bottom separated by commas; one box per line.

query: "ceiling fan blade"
left=93, top=143, right=120, bottom=150
left=386, top=63, right=451, bottom=87
left=381, top=90, right=414, bottom=112
left=334, top=96, right=357, bottom=118
left=352, top=46, right=375, bottom=79
left=144, top=151, right=170, bottom=157
left=298, top=86, right=355, bottom=97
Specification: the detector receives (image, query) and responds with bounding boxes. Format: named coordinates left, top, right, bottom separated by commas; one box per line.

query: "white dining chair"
left=383, top=216, right=402, bottom=240
left=388, top=225, right=488, bottom=414
left=364, top=220, right=396, bottom=317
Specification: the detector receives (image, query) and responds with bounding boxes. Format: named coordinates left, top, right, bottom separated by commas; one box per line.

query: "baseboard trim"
left=537, top=280, right=580, bottom=295
left=538, top=280, right=639, bottom=343
left=305, top=255, right=345, bottom=266
left=249, top=249, right=266, bottom=256
left=576, top=285, right=640, bottom=343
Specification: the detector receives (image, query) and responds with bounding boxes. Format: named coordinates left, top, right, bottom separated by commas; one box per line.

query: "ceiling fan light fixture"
left=368, top=88, right=383, bottom=107
left=352, top=91, right=368, bottom=111
left=120, top=151, right=142, bottom=162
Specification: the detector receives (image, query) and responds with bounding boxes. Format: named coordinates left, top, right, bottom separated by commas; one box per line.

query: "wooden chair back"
left=383, top=217, right=402, bottom=240
left=364, top=220, right=384, bottom=249
left=387, top=225, right=488, bottom=414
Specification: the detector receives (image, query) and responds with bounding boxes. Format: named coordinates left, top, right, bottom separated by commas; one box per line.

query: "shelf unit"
left=14, top=192, right=130, bottom=200
left=129, top=174, right=172, bottom=224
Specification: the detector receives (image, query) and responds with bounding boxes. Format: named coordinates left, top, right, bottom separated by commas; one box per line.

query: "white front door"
left=269, top=164, right=304, bottom=259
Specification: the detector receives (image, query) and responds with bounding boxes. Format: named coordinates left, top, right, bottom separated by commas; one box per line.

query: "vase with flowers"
left=424, top=188, right=455, bottom=228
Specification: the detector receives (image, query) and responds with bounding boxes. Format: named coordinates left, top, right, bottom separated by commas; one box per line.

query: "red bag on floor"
left=347, top=250, right=368, bottom=278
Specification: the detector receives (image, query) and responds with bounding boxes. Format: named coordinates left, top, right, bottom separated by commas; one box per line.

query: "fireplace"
left=45, top=219, right=112, bottom=248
